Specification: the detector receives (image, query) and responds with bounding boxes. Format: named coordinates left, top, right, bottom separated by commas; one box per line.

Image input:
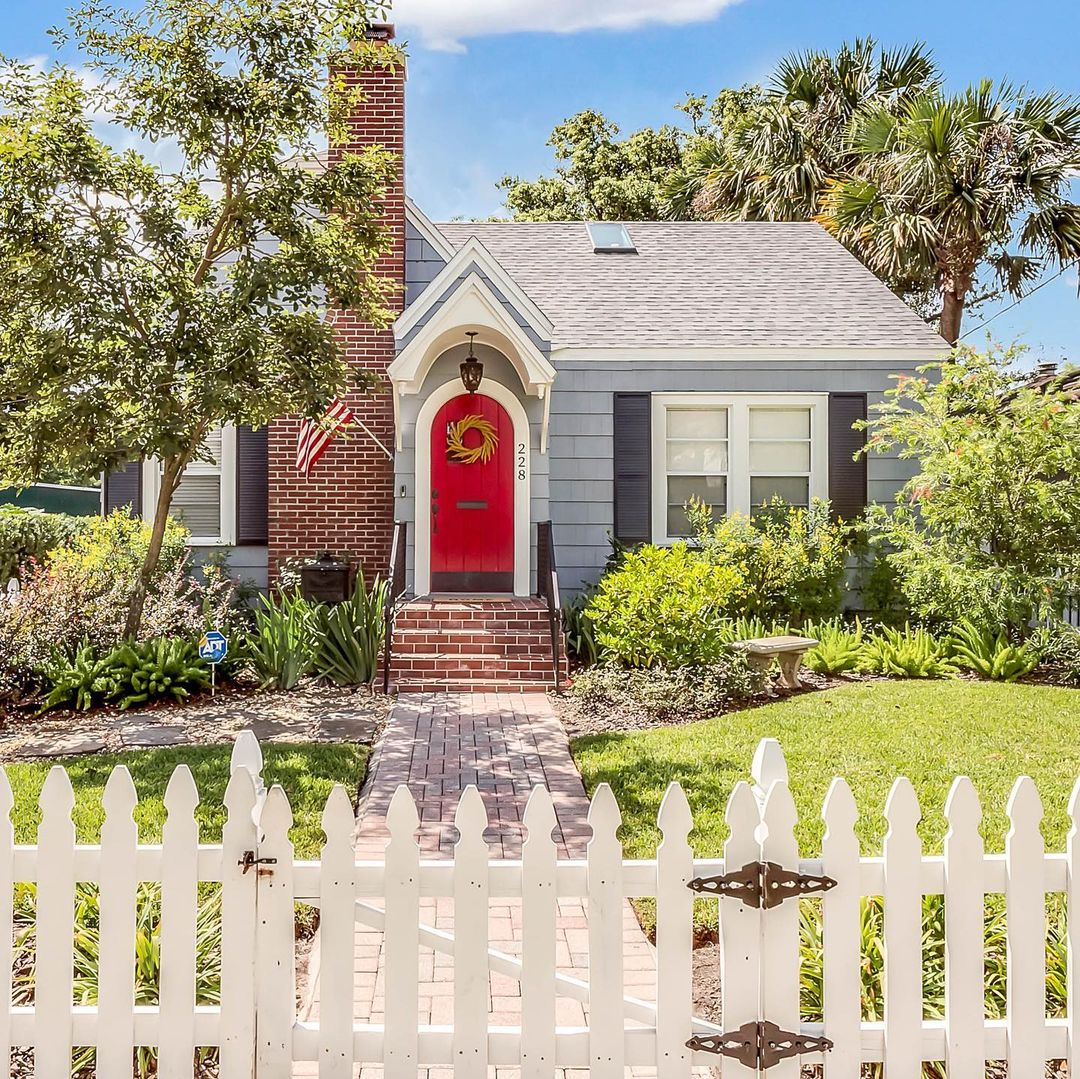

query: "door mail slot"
left=456, top=500, right=488, bottom=510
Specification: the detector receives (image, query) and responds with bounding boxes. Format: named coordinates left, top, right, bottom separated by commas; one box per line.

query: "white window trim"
left=650, top=393, right=829, bottom=544
left=141, top=425, right=237, bottom=546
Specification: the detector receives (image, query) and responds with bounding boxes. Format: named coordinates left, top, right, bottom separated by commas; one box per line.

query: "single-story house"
left=104, top=25, right=946, bottom=690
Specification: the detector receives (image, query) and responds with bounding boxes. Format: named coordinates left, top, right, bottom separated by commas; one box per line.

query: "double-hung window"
left=143, top=425, right=237, bottom=545
left=652, top=394, right=828, bottom=543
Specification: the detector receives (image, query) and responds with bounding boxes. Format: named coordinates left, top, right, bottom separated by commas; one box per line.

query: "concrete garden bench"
left=732, top=635, right=819, bottom=689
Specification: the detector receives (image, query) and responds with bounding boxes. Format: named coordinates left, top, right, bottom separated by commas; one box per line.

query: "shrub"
left=247, top=589, right=315, bottom=690
left=562, top=593, right=599, bottom=666
left=40, top=636, right=211, bottom=712
left=949, top=619, right=1041, bottom=682
left=13, top=881, right=221, bottom=1077
left=568, top=655, right=766, bottom=722
left=688, top=496, right=850, bottom=624
left=1031, top=622, right=1080, bottom=686
left=0, top=506, right=84, bottom=582
left=861, top=624, right=956, bottom=678
left=311, top=573, right=387, bottom=687
left=586, top=544, right=743, bottom=668
left=805, top=619, right=866, bottom=675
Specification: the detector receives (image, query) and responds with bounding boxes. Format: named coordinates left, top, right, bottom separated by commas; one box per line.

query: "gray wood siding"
left=546, top=358, right=919, bottom=594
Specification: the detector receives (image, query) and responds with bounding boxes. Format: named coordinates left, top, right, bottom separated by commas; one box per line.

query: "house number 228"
left=517, top=442, right=526, bottom=481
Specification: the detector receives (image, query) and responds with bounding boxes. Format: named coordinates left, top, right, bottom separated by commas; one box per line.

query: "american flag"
left=296, top=397, right=355, bottom=475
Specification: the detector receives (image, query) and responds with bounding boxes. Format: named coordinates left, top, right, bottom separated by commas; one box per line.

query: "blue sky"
left=5, top=0, right=1079, bottom=360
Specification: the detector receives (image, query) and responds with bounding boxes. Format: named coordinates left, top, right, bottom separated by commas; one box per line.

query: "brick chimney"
left=267, top=24, right=405, bottom=582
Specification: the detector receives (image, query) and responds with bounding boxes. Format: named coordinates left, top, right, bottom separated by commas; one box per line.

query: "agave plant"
left=311, top=572, right=388, bottom=687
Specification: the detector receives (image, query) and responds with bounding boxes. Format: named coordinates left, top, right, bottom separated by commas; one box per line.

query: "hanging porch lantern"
left=460, top=331, right=484, bottom=394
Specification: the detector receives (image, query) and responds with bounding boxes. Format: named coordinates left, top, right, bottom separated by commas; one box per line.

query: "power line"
left=961, top=261, right=1076, bottom=339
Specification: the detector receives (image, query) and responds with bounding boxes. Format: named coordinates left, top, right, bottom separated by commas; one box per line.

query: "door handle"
left=431, top=497, right=438, bottom=533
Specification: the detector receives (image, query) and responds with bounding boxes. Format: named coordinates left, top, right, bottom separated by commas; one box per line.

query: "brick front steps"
left=386, top=597, right=569, bottom=693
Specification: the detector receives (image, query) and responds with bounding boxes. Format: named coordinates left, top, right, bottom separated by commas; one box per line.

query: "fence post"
left=255, top=785, right=296, bottom=1078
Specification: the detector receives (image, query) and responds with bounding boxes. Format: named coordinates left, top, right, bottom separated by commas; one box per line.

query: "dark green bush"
left=0, top=506, right=84, bottom=582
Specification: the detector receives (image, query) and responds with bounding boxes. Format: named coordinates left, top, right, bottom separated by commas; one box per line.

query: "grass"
left=3, top=742, right=369, bottom=858
left=571, top=679, right=1080, bottom=861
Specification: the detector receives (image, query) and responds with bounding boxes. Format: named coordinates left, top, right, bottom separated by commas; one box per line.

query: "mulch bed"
left=0, top=679, right=393, bottom=761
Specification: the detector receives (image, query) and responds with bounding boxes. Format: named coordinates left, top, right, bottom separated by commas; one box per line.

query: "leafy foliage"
left=860, top=624, right=956, bottom=678
left=949, top=619, right=1041, bottom=682
left=40, top=636, right=211, bottom=712
left=688, top=496, right=850, bottom=624
left=561, top=593, right=599, bottom=666
left=0, top=0, right=397, bottom=634
left=310, top=573, right=387, bottom=687
left=246, top=590, right=315, bottom=691
left=863, top=343, right=1080, bottom=633
left=0, top=507, right=84, bottom=582
left=585, top=544, right=744, bottom=668
left=1030, top=622, right=1080, bottom=686
left=804, top=618, right=866, bottom=675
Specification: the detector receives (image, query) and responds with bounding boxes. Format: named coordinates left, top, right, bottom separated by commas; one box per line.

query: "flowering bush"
left=687, top=496, right=850, bottom=624
left=0, top=511, right=241, bottom=702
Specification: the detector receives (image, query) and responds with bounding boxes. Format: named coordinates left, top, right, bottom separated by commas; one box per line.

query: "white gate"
left=3, top=732, right=1075, bottom=1077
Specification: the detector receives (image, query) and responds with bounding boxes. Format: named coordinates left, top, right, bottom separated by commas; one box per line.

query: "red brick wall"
left=267, top=29, right=405, bottom=582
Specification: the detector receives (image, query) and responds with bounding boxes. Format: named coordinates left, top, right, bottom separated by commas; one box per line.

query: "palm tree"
left=822, top=82, right=1080, bottom=343
left=670, top=39, right=939, bottom=226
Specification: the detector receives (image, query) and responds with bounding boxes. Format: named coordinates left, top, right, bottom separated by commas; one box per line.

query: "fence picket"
left=159, top=766, right=200, bottom=1079
left=219, top=766, right=258, bottom=1079
left=1006, top=777, right=1045, bottom=1079
left=0, top=767, right=12, bottom=1077
left=656, top=783, right=693, bottom=1079
left=762, top=780, right=801, bottom=1079
left=35, top=765, right=75, bottom=1079
left=587, top=783, right=624, bottom=1079
left=255, top=785, right=296, bottom=1079
left=883, top=777, right=922, bottom=1079
left=454, top=786, right=491, bottom=1079
left=319, top=785, right=358, bottom=1079
left=383, top=786, right=420, bottom=1079
left=521, top=786, right=558, bottom=1079
left=720, top=780, right=761, bottom=1079
left=944, top=777, right=984, bottom=1079
left=97, top=767, right=138, bottom=1079
left=821, top=778, right=860, bottom=1079
left=1068, top=779, right=1080, bottom=1077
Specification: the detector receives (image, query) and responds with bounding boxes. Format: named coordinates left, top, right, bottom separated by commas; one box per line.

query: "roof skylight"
left=586, top=222, right=637, bottom=253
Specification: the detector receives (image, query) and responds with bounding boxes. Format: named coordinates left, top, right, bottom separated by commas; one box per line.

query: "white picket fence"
left=2, top=733, right=1078, bottom=1077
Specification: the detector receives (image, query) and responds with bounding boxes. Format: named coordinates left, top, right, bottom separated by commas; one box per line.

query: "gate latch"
left=239, top=850, right=278, bottom=876
left=687, top=1020, right=833, bottom=1069
left=687, top=860, right=837, bottom=909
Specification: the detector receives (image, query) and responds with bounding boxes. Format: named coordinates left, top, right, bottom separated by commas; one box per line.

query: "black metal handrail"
left=382, top=520, right=408, bottom=694
left=536, top=520, right=563, bottom=692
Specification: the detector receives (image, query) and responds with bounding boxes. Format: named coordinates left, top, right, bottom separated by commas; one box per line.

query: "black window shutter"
left=103, top=460, right=143, bottom=516
left=828, top=393, right=868, bottom=521
left=235, top=425, right=269, bottom=545
left=612, top=392, right=652, bottom=545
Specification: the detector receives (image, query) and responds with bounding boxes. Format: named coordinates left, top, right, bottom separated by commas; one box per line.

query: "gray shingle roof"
left=435, top=220, right=946, bottom=351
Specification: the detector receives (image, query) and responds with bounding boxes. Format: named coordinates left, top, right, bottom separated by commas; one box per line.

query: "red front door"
left=430, top=394, right=514, bottom=593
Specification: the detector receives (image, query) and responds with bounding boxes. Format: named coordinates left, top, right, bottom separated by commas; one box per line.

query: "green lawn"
left=571, top=679, right=1080, bottom=860
left=3, top=742, right=369, bottom=858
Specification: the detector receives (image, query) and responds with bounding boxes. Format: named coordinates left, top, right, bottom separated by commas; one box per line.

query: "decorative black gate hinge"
left=691, top=859, right=833, bottom=911
left=687, top=1020, right=833, bottom=1069
left=687, top=860, right=837, bottom=909
left=238, top=850, right=278, bottom=875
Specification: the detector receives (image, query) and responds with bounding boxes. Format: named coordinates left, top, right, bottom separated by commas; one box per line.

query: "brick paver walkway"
left=296, top=692, right=663, bottom=1079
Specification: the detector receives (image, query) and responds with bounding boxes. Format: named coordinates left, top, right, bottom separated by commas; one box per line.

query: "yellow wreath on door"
left=446, top=414, right=499, bottom=464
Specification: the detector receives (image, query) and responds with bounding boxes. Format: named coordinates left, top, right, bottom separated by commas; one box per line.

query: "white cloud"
left=388, top=0, right=741, bottom=52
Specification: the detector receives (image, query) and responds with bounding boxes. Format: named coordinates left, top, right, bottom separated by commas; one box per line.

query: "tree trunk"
left=940, top=288, right=966, bottom=346
left=124, top=455, right=182, bottom=639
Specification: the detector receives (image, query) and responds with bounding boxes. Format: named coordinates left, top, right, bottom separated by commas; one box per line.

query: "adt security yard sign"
left=199, top=631, right=228, bottom=694
left=199, top=631, right=228, bottom=664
